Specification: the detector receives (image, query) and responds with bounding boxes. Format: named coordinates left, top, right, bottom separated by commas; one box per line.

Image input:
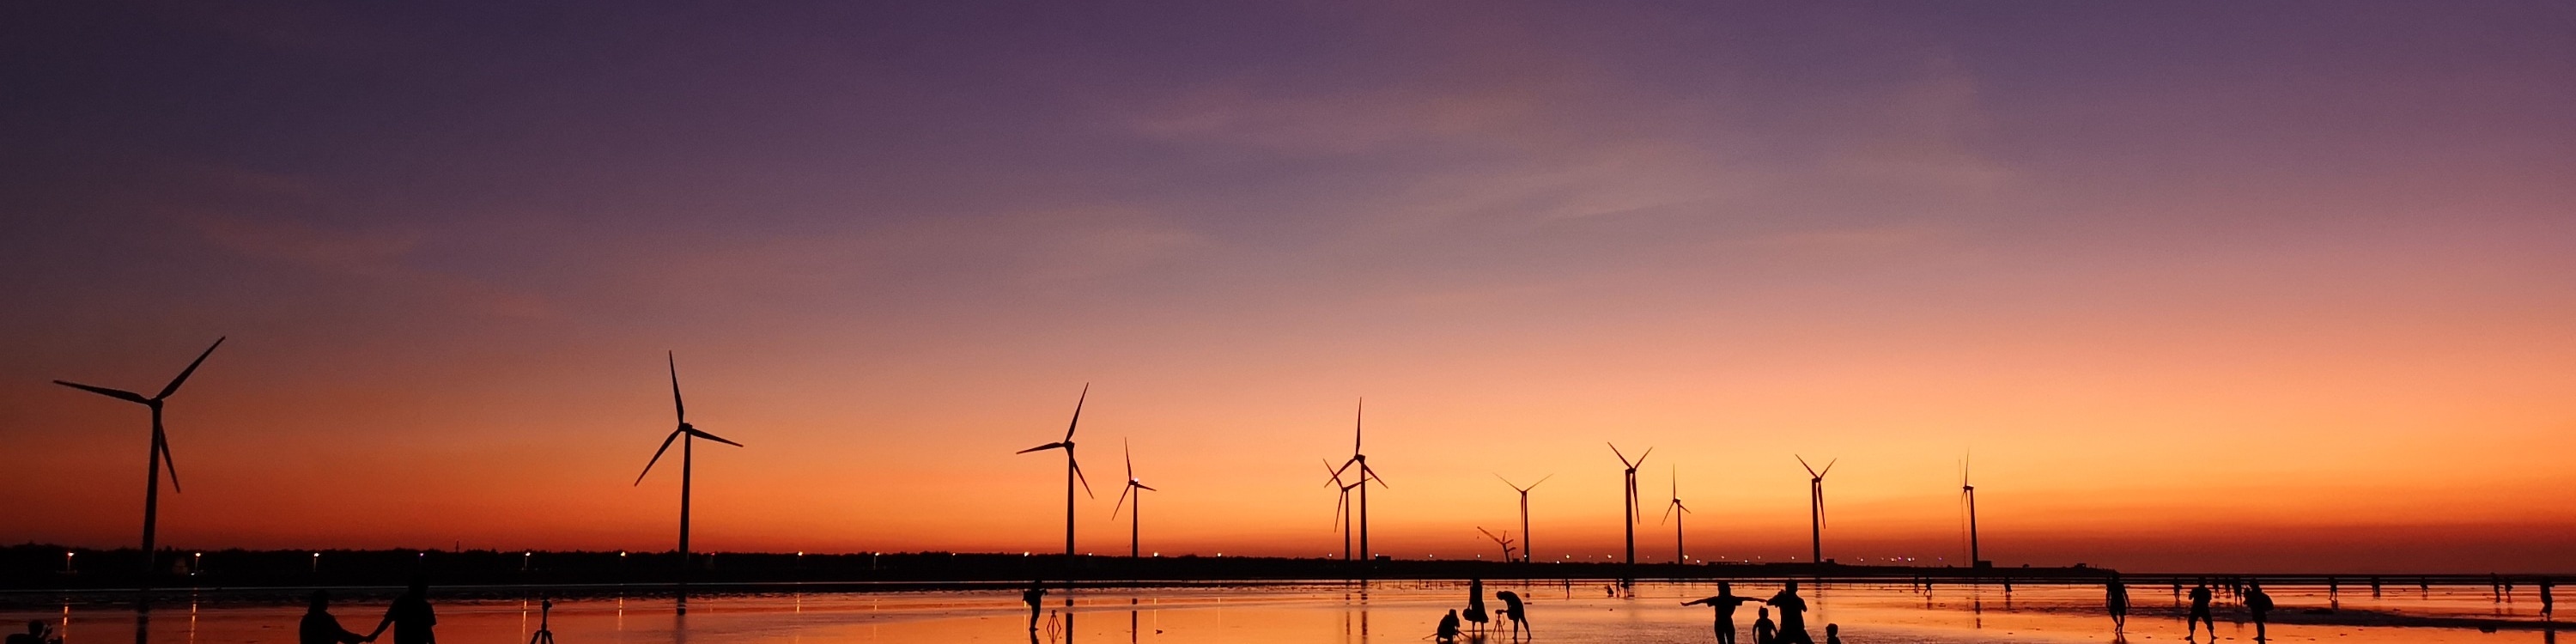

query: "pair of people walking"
left=302, top=578, right=439, bottom=644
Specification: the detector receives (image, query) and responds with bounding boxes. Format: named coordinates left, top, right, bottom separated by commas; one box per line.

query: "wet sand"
left=3, top=581, right=2558, bottom=643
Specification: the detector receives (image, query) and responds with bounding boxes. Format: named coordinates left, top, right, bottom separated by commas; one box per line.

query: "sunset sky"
left=3, top=2, right=2572, bottom=574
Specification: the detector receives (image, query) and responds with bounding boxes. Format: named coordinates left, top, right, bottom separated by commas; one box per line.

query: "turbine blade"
left=1797, top=454, right=1816, bottom=477
left=1072, top=454, right=1094, bottom=498
left=1363, top=463, right=1387, bottom=488
left=156, top=431, right=181, bottom=494
left=668, top=351, right=685, bottom=423
left=1820, top=459, right=1837, bottom=477
left=54, top=380, right=149, bottom=404
left=688, top=428, right=744, bottom=447
left=1636, top=447, right=1652, bottom=468
left=1135, top=483, right=1156, bottom=491
left=1662, top=501, right=1675, bottom=525
left=1018, top=442, right=1067, bottom=454
left=1353, top=398, right=1364, bottom=453
left=1607, top=443, right=1628, bottom=467
left=1530, top=473, right=1552, bottom=489
left=1063, top=383, right=1089, bottom=441
left=635, top=429, right=683, bottom=485
left=1324, top=459, right=1346, bottom=487
left=154, top=337, right=226, bottom=400
left=1496, top=473, right=1517, bottom=489
left=1113, top=483, right=1132, bottom=519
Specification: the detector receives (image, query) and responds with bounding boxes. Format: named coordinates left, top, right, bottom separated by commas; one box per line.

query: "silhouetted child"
left=301, top=591, right=373, bottom=644
left=1496, top=590, right=1528, bottom=635
left=5, top=622, right=60, bottom=644
left=1752, top=607, right=1777, bottom=644
left=2542, top=578, right=2554, bottom=621
left=1685, top=582, right=1763, bottom=644
left=368, top=577, right=437, bottom=644
left=1022, top=581, right=1047, bottom=630
left=1436, top=609, right=1461, bottom=643
left=2245, top=582, right=2274, bottom=641
left=1824, top=623, right=1841, bottom=644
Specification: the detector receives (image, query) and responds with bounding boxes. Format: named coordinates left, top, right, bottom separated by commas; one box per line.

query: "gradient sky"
left=4, top=2, right=2573, bottom=573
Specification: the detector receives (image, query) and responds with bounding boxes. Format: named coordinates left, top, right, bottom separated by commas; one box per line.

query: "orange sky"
left=3, top=2, right=2573, bottom=573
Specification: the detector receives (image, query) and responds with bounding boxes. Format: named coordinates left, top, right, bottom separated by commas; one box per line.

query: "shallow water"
left=4, top=581, right=2560, bottom=643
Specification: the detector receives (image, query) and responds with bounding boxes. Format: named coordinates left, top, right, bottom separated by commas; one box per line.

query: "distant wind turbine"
left=1476, top=526, right=1516, bottom=562
left=1496, top=473, right=1552, bottom=563
left=1608, top=443, right=1651, bottom=568
left=1110, top=439, right=1157, bottom=558
left=1017, top=385, right=1095, bottom=562
left=1961, top=453, right=1982, bottom=568
left=633, top=352, right=745, bottom=614
left=1797, top=455, right=1837, bottom=565
left=1661, top=466, right=1692, bottom=564
left=1327, top=399, right=1385, bottom=561
left=53, top=337, right=224, bottom=582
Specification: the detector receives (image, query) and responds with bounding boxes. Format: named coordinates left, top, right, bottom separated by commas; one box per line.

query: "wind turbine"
left=633, top=352, right=744, bottom=614
left=1110, top=439, right=1157, bottom=558
left=1327, top=399, right=1385, bottom=560
left=1324, top=459, right=1361, bottom=560
left=1660, top=466, right=1691, bottom=564
left=1961, top=453, right=1982, bottom=568
left=1797, top=455, right=1837, bottom=565
left=1476, top=526, right=1516, bottom=562
left=52, top=337, right=224, bottom=582
left=1496, top=474, right=1552, bottom=563
left=1608, top=443, right=1651, bottom=568
left=1017, top=385, right=1095, bottom=562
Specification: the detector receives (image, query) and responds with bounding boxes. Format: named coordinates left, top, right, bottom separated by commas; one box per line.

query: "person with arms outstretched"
left=1684, top=582, right=1763, bottom=644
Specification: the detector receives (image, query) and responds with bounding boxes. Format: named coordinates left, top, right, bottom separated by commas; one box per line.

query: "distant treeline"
left=5, top=544, right=2139, bottom=591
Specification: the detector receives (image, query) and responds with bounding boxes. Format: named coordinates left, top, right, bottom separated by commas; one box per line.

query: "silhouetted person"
left=2187, top=582, right=2216, bottom=639
left=2245, top=582, right=2274, bottom=642
left=1435, top=609, right=1461, bottom=643
left=368, top=577, right=436, bottom=644
left=1685, top=582, right=1763, bottom=644
left=6, top=622, right=59, bottom=644
left=1023, top=581, right=1048, bottom=631
left=2543, top=578, right=2555, bottom=621
left=1752, top=607, right=1777, bottom=644
left=1463, top=578, right=1489, bottom=633
left=1766, top=581, right=1814, bottom=644
left=302, top=591, right=373, bottom=644
left=1496, top=590, right=1528, bottom=635
left=2106, top=574, right=2130, bottom=632
left=1823, top=623, right=1841, bottom=644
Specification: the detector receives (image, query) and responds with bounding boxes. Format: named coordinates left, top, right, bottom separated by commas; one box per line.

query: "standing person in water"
left=1684, top=582, right=1764, bottom=644
left=2187, top=581, right=2217, bottom=640
left=2105, top=574, right=2131, bottom=633
left=2540, top=578, right=2554, bottom=621
left=301, top=591, right=374, bottom=644
left=1021, top=581, right=1048, bottom=631
left=1463, top=578, right=1490, bottom=634
left=1751, top=607, right=1777, bottom=644
left=1766, top=581, right=1815, bottom=644
left=1496, top=590, right=1529, bottom=637
left=368, top=577, right=437, bottom=644
left=2245, top=581, right=2275, bottom=642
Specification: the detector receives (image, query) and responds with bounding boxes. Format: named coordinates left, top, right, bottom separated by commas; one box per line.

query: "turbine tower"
left=53, top=337, right=225, bottom=585
left=1325, top=459, right=1362, bottom=560
left=1111, top=439, right=1157, bottom=558
left=1016, top=385, right=1095, bottom=562
left=1328, top=399, right=1385, bottom=561
left=1608, top=443, right=1651, bottom=568
left=1797, top=455, right=1837, bottom=565
left=633, top=352, right=745, bottom=614
left=1497, top=474, right=1552, bottom=563
left=1661, top=466, right=1691, bottom=564
left=1961, top=453, right=1983, bottom=568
